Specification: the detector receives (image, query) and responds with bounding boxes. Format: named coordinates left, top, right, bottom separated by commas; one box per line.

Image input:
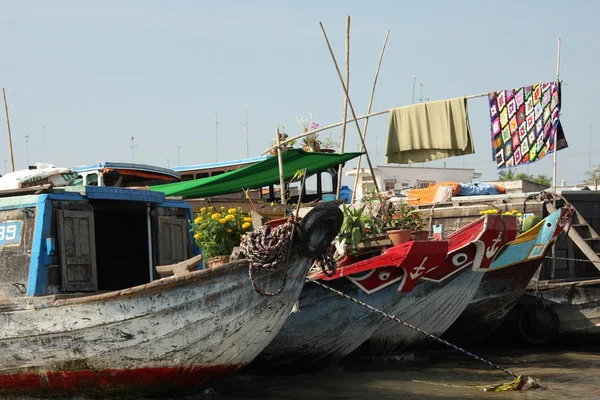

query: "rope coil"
left=313, top=246, right=337, bottom=277
left=240, top=219, right=296, bottom=296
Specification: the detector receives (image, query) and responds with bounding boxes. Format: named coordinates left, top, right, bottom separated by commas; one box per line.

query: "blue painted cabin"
left=0, top=186, right=198, bottom=298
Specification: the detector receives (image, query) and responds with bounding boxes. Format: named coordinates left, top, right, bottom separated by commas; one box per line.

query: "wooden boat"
left=252, top=239, right=449, bottom=372
left=442, top=206, right=574, bottom=344
left=0, top=186, right=342, bottom=397
left=365, top=214, right=518, bottom=355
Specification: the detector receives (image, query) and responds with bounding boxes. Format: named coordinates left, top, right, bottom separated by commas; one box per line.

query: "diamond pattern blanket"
left=488, top=81, right=567, bottom=169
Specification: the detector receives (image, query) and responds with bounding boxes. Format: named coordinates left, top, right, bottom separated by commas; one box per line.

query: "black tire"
left=296, top=202, right=343, bottom=259
left=517, top=305, right=559, bottom=345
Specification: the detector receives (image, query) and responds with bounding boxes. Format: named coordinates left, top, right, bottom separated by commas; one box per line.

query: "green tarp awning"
left=150, top=149, right=363, bottom=198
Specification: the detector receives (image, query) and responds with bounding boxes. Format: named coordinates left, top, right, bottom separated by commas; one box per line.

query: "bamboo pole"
left=336, top=15, right=351, bottom=199
left=319, top=22, right=380, bottom=193
left=351, top=30, right=390, bottom=203
left=2, top=88, right=15, bottom=172
left=550, top=37, right=562, bottom=280
left=261, top=90, right=491, bottom=156
left=552, top=37, right=561, bottom=193
left=275, top=129, right=286, bottom=205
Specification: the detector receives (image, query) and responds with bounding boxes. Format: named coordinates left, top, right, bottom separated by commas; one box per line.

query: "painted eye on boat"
left=547, top=223, right=552, bottom=228
left=378, top=271, right=391, bottom=281
left=452, top=253, right=468, bottom=266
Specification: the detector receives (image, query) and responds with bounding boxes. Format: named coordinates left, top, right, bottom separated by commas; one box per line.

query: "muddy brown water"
left=211, top=346, right=600, bottom=400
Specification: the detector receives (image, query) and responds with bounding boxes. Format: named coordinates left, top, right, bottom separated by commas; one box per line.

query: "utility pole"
left=214, top=113, right=219, bottom=162
left=412, top=76, right=417, bottom=104
left=589, top=118, right=594, bottom=173
left=177, top=145, right=181, bottom=166
left=243, top=104, right=249, bottom=158
left=130, top=136, right=138, bottom=162
left=2, top=88, right=15, bottom=172
left=24, top=135, right=30, bottom=167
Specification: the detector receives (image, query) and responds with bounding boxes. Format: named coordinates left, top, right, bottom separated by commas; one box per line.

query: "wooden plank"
left=547, top=203, right=600, bottom=273
left=156, top=253, right=203, bottom=277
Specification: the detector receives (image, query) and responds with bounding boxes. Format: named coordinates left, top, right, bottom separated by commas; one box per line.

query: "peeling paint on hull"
left=0, top=258, right=313, bottom=396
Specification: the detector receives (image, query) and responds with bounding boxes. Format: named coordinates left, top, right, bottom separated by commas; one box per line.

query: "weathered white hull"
left=365, top=267, right=484, bottom=355
left=254, top=279, right=406, bottom=371
left=0, top=258, right=311, bottom=396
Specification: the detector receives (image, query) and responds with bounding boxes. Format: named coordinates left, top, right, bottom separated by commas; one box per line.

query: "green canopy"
left=150, top=149, right=363, bottom=198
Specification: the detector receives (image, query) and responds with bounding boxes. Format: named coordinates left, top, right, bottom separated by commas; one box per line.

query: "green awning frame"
left=151, top=149, right=363, bottom=198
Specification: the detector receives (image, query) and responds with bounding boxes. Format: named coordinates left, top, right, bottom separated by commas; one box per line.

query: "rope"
left=546, top=255, right=600, bottom=265
left=240, top=220, right=296, bottom=296
left=313, top=246, right=337, bottom=277
left=310, top=280, right=537, bottom=386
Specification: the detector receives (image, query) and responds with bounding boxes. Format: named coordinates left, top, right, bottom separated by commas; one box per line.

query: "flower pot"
left=387, top=229, right=412, bottom=246
left=412, top=230, right=429, bottom=240
left=207, top=255, right=230, bottom=268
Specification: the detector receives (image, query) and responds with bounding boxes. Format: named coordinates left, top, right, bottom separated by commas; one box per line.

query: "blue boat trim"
left=26, top=195, right=52, bottom=296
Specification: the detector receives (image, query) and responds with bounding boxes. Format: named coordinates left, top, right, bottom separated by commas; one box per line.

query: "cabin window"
left=85, top=173, right=99, bottom=186
left=416, top=180, right=436, bottom=188
left=0, top=208, right=36, bottom=298
left=384, top=180, right=396, bottom=191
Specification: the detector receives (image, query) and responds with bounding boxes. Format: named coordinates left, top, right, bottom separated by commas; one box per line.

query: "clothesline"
left=261, top=92, right=491, bottom=155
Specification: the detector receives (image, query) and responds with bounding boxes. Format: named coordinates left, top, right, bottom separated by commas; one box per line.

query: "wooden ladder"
left=546, top=203, right=600, bottom=272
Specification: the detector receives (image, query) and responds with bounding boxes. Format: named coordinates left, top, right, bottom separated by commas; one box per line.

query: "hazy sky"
left=1, top=0, right=598, bottom=187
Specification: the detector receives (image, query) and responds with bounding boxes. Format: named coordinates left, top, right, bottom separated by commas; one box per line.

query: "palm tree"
left=498, top=170, right=517, bottom=181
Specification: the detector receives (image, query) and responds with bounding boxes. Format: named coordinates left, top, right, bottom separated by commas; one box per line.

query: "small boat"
left=252, top=239, right=449, bottom=372
left=442, top=205, right=574, bottom=344
left=365, top=214, right=518, bottom=355
left=0, top=186, right=341, bottom=397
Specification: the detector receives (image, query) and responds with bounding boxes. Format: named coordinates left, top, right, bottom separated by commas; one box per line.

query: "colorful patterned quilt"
left=488, top=81, right=567, bottom=169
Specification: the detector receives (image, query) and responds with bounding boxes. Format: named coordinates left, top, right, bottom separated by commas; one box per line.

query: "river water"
left=210, top=345, right=600, bottom=400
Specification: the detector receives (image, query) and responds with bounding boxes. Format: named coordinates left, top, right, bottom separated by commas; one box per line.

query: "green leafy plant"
left=385, top=201, right=425, bottom=231
left=190, top=206, right=253, bottom=259
left=339, top=205, right=384, bottom=248
left=339, top=205, right=367, bottom=247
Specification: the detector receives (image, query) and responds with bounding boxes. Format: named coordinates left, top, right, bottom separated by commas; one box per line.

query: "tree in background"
left=497, top=170, right=551, bottom=187
left=586, top=165, right=600, bottom=185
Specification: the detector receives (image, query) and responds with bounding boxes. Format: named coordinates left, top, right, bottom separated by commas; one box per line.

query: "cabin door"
left=157, top=216, right=190, bottom=266
left=57, top=210, right=98, bottom=292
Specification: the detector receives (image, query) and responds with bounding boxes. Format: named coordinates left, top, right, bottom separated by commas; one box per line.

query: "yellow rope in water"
left=413, top=375, right=545, bottom=392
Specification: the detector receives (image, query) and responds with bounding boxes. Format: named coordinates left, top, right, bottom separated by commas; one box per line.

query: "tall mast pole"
left=2, top=88, right=15, bottom=172
left=215, top=113, right=219, bottom=162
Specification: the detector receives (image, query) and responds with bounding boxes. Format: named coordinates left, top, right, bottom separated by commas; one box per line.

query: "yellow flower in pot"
left=190, top=206, right=253, bottom=267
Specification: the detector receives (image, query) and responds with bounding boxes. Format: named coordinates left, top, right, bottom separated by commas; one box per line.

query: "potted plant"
left=409, top=209, right=429, bottom=240
left=384, top=202, right=412, bottom=245
left=190, top=206, right=254, bottom=267
left=297, top=114, right=322, bottom=152
left=319, top=133, right=339, bottom=153
left=301, top=132, right=321, bottom=152
left=269, top=126, right=295, bottom=156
